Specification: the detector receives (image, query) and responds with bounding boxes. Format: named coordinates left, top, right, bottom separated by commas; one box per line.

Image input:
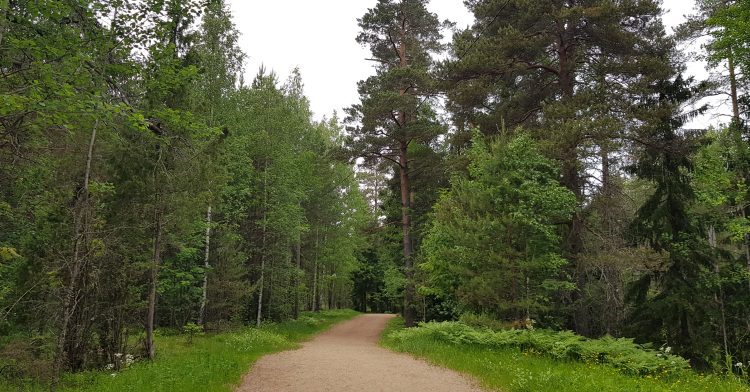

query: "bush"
left=387, top=321, right=691, bottom=377
left=182, top=322, right=204, bottom=344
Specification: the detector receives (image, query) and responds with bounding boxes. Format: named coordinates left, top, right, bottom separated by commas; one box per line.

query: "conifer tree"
left=347, top=0, right=449, bottom=326
left=444, top=0, right=675, bottom=333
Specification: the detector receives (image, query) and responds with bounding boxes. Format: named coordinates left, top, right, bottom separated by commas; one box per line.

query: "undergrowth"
left=381, top=317, right=749, bottom=392
left=0, top=309, right=358, bottom=392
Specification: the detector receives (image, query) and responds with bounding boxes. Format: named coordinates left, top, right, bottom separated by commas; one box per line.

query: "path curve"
left=236, top=313, right=486, bottom=392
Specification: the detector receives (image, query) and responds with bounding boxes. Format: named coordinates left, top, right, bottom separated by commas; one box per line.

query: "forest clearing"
left=3, top=0, right=750, bottom=390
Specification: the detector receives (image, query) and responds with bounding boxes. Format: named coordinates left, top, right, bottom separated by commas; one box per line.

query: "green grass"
left=380, top=317, right=750, bottom=392
left=1, top=309, right=359, bottom=392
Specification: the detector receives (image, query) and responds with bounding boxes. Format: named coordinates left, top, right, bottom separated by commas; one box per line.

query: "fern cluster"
left=387, top=321, right=691, bottom=377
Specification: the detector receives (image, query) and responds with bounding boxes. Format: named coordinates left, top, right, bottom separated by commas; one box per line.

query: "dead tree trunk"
left=54, top=124, right=97, bottom=380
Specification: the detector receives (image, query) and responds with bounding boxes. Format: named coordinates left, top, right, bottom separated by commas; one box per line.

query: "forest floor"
left=237, top=313, right=486, bottom=392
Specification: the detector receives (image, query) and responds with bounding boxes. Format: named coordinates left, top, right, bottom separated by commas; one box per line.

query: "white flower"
left=664, top=347, right=671, bottom=353
left=110, top=373, right=117, bottom=377
left=104, top=363, right=114, bottom=370
left=735, top=362, right=744, bottom=368
left=124, top=354, right=135, bottom=367
left=114, top=353, right=123, bottom=358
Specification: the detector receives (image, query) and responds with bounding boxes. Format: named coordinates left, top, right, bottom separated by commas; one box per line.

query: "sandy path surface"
left=236, top=313, right=486, bottom=392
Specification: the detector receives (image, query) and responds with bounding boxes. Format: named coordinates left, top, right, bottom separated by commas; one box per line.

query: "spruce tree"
left=626, top=75, right=715, bottom=365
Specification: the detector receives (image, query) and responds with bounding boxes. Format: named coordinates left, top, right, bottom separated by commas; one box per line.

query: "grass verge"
left=2, top=309, right=359, bottom=392
left=380, top=317, right=749, bottom=392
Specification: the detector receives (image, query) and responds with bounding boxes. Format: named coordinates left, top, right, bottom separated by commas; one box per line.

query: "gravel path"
left=236, top=313, right=486, bottom=392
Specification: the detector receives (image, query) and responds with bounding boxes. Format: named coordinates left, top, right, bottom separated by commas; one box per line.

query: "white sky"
left=228, top=0, right=721, bottom=127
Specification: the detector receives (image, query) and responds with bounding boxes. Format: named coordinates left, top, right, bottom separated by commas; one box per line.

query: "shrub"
left=183, top=322, right=204, bottom=344
left=387, top=321, right=691, bottom=377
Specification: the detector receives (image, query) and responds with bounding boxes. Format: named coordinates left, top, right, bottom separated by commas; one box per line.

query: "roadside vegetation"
left=0, top=310, right=358, bottom=392
left=381, top=317, right=750, bottom=392
left=5, top=0, right=750, bottom=388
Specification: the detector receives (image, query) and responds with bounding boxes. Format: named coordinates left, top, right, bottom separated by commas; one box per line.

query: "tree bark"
left=145, top=206, right=162, bottom=360
left=396, top=16, right=417, bottom=328
left=199, top=205, right=211, bottom=325
left=293, top=233, right=301, bottom=319
left=312, top=227, right=319, bottom=311
left=729, top=48, right=740, bottom=123
left=54, top=124, right=97, bottom=380
left=256, top=162, right=268, bottom=328
left=145, top=143, right=164, bottom=361
left=399, top=142, right=417, bottom=326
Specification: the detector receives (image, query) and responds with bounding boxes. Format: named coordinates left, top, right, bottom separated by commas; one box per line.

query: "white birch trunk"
left=199, top=205, right=211, bottom=325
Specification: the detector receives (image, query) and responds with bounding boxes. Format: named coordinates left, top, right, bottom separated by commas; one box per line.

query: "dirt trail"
left=236, top=313, right=486, bottom=392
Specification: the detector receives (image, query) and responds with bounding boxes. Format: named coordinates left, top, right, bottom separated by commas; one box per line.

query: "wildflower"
left=104, top=363, right=114, bottom=370
left=664, top=346, right=671, bottom=353
left=735, top=362, right=743, bottom=368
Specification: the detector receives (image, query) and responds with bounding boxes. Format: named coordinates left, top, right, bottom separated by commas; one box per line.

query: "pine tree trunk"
left=399, top=142, right=416, bottom=327
left=396, top=20, right=417, bottom=327
left=729, top=48, right=740, bottom=123
left=199, top=205, right=211, bottom=325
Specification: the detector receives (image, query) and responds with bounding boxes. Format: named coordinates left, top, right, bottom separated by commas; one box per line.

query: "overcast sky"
left=227, top=0, right=718, bottom=126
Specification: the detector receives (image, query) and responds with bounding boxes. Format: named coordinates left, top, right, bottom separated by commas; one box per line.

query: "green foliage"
left=3, top=0, right=750, bottom=385
left=705, top=1, right=750, bottom=77
left=422, top=134, right=576, bottom=321
left=0, top=310, right=358, bottom=392
left=0, top=0, right=370, bottom=379
left=387, top=321, right=689, bottom=377
left=182, top=323, right=203, bottom=345
left=626, top=76, right=721, bottom=365
left=382, top=318, right=748, bottom=392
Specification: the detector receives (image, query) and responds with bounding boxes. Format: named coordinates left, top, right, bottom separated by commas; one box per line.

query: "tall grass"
left=381, top=317, right=749, bottom=392
left=1, top=309, right=359, bottom=392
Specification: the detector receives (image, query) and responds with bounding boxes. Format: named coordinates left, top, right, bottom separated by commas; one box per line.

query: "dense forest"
left=2, top=0, right=750, bottom=386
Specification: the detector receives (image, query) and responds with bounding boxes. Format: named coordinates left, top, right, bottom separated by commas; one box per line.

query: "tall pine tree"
left=346, top=0, right=449, bottom=326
